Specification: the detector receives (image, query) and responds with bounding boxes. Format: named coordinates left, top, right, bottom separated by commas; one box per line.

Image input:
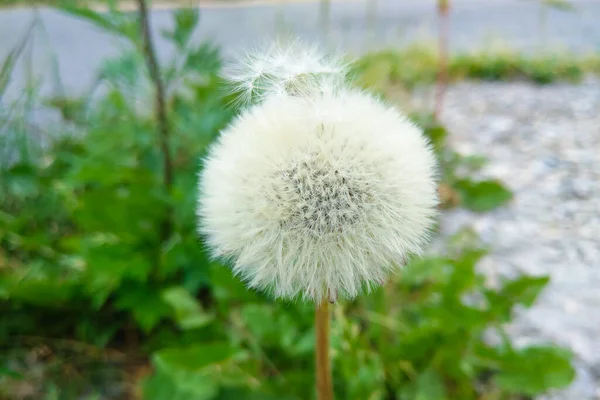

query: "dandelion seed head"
left=199, top=44, right=438, bottom=302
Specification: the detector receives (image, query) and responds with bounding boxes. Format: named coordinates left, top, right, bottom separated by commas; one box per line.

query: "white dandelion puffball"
left=197, top=43, right=438, bottom=303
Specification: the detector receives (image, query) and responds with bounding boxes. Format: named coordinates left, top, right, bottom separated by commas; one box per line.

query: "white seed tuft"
left=223, top=40, right=349, bottom=107
left=198, top=43, right=439, bottom=303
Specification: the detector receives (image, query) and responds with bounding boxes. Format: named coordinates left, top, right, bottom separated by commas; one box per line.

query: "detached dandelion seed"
left=197, top=42, right=439, bottom=303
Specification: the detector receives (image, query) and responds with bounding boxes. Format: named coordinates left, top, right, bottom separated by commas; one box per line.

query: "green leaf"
left=115, top=285, right=171, bottom=333
left=400, top=256, right=450, bottom=286
left=161, top=286, right=214, bottom=330
left=210, top=263, right=258, bottom=302
left=154, top=343, right=239, bottom=372
left=60, top=7, right=116, bottom=33
left=184, top=43, right=222, bottom=75
left=445, top=248, right=487, bottom=295
left=500, top=275, right=550, bottom=308
left=80, top=241, right=154, bottom=293
left=415, top=370, right=447, bottom=400
left=162, top=9, right=200, bottom=50
left=0, top=366, right=23, bottom=379
left=454, top=178, right=513, bottom=212
left=97, top=50, right=146, bottom=88
left=4, top=274, right=79, bottom=306
left=60, top=7, right=139, bottom=43
left=485, top=275, right=550, bottom=324
left=4, top=163, right=40, bottom=198
left=239, top=303, right=313, bottom=357
left=408, top=112, right=448, bottom=153
left=145, top=343, right=251, bottom=399
left=495, top=346, right=575, bottom=395
left=143, top=366, right=218, bottom=400
left=216, top=388, right=294, bottom=400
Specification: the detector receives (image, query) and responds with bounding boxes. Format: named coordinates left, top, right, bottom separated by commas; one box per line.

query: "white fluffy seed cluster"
left=197, top=43, right=438, bottom=303
left=224, top=41, right=348, bottom=106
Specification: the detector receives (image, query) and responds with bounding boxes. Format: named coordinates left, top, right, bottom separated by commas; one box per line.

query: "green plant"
left=354, top=44, right=600, bottom=91
left=335, top=233, right=574, bottom=399
left=0, top=6, right=236, bottom=398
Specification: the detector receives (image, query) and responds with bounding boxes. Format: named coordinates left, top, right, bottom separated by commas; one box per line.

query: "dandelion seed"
left=198, top=42, right=438, bottom=303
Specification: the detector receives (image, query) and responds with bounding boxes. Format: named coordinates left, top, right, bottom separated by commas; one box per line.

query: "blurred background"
left=0, top=0, right=598, bottom=399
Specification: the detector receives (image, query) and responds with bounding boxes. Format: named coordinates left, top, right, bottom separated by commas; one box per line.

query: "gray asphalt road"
left=0, top=0, right=599, bottom=99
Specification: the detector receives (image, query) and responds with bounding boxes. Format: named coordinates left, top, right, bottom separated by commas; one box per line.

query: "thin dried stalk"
left=136, top=0, right=173, bottom=240
left=316, top=300, right=333, bottom=400
left=434, top=0, right=450, bottom=120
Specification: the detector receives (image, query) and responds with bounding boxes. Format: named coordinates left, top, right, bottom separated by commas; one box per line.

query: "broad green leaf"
left=446, top=248, right=487, bottom=294
left=162, top=9, right=200, bottom=50
left=415, top=370, right=447, bottom=400
left=454, top=178, right=513, bottom=212
left=4, top=163, right=39, bottom=198
left=152, top=343, right=245, bottom=376
left=97, top=50, right=146, bottom=87
left=115, top=285, right=171, bottom=333
left=216, top=388, right=295, bottom=400
left=495, top=346, right=575, bottom=395
left=184, top=43, right=222, bottom=75
left=485, top=275, right=549, bottom=323
left=210, top=263, right=259, bottom=302
left=4, top=274, right=79, bottom=306
left=239, top=303, right=313, bottom=357
left=161, top=286, right=214, bottom=330
left=500, top=275, right=550, bottom=308
left=81, top=243, right=154, bottom=294
left=143, top=366, right=218, bottom=400
left=400, top=256, right=450, bottom=286
left=0, top=366, right=23, bottom=379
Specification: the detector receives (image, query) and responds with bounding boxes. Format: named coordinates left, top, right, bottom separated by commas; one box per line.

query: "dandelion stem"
left=316, top=299, right=333, bottom=400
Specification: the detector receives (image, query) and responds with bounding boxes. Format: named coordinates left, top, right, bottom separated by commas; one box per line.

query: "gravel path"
left=430, top=78, right=600, bottom=399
